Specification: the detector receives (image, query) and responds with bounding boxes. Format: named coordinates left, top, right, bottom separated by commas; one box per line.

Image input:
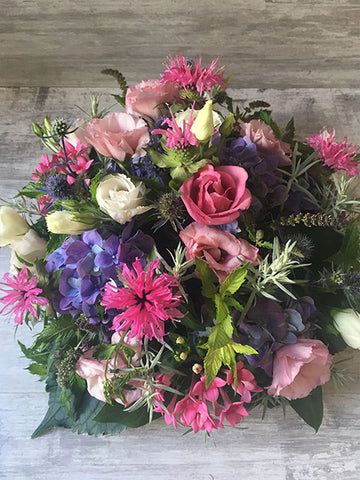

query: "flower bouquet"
left=1, top=55, right=360, bottom=437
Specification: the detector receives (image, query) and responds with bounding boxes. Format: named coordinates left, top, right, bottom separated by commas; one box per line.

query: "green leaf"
left=281, top=117, right=295, bottom=144
left=111, top=94, right=126, bottom=107
left=18, top=340, right=48, bottom=365
left=26, top=363, right=47, bottom=379
left=93, top=403, right=158, bottom=428
left=214, top=294, right=229, bottom=324
left=225, top=297, right=243, bottom=312
left=207, top=324, right=231, bottom=349
left=230, top=341, right=257, bottom=355
left=203, top=349, right=222, bottom=387
left=88, top=170, right=103, bottom=204
left=60, top=388, right=75, bottom=421
left=67, top=371, right=87, bottom=395
left=34, top=316, right=74, bottom=349
left=92, top=343, right=117, bottom=360
left=219, top=263, right=248, bottom=297
left=32, top=374, right=128, bottom=438
left=15, top=182, right=44, bottom=199
left=178, top=304, right=204, bottom=331
left=259, top=110, right=282, bottom=139
left=195, top=257, right=217, bottom=298
left=330, top=222, right=360, bottom=271
left=289, top=386, right=323, bottom=432
left=46, top=233, right=68, bottom=256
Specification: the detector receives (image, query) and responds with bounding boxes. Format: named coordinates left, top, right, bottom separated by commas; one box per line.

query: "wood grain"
left=0, top=86, right=360, bottom=479
left=0, top=1, right=359, bottom=88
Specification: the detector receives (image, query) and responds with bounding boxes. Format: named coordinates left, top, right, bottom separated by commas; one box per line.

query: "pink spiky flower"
left=306, top=128, right=359, bottom=177
left=0, top=267, right=49, bottom=325
left=152, top=107, right=198, bottom=149
left=161, top=55, right=226, bottom=95
left=101, top=258, right=184, bottom=342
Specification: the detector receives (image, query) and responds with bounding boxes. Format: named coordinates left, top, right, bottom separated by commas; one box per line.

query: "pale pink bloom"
left=152, top=107, right=198, bottom=149
left=101, top=258, right=184, bottom=342
left=161, top=55, right=226, bottom=95
left=83, top=112, right=149, bottom=162
left=126, top=79, right=179, bottom=120
left=180, top=222, right=259, bottom=283
left=238, top=119, right=291, bottom=167
left=267, top=338, right=332, bottom=400
left=76, top=332, right=142, bottom=405
left=306, top=128, right=359, bottom=177
left=225, top=360, right=262, bottom=403
left=0, top=267, right=48, bottom=325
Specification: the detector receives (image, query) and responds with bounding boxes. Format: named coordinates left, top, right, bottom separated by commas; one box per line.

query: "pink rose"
left=239, top=119, right=291, bottom=166
left=180, top=164, right=251, bottom=225
left=83, top=112, right=149, bottom=162
left=267, top=339, right=332, bottom=400
left=76, top=332, right=142, bottom=405
left=180, top=222, right=258, bottom=283
left=126, top=79, right=179, bottom=120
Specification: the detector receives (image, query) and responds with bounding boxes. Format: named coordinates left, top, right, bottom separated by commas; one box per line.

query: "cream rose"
left=10, top=229, right=47, bottom=274
left=96, top=174, right=153, bottom=224
left=0, top=206, right=29, bottom=247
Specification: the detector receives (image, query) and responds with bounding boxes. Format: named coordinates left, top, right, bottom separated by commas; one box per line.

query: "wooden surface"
left=0, top=86, right=360, bottom=479
left=0, top=0, right=360, bottom=88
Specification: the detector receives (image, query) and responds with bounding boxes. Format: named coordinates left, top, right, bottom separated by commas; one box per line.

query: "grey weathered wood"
left=0, top=86, right=360, bottom=479
left=0, top=1, right=359, bottom=88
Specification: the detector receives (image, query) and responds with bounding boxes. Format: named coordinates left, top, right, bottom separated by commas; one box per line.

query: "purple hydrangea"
left=46, top=226, right=154, bottom=341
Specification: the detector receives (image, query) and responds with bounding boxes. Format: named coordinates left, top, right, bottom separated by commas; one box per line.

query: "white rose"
left=331, top=308, right=360, bottom=349
left=0, top=206, right=29, bottom=247
left=46, top=211, right=92, bottom=235
left=96, top=174, right=153, bottom=224
left=10, top=229, right=47, bottom=274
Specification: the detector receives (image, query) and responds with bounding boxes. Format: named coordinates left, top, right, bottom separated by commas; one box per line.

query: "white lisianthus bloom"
left=0, top=206, right=29, bottom=247
left=190, top=100, right=215, bottom=142
left=331, top=308, right=360, bottom=349
left=10, top=229, right=47, bottom=274
left=46, top=211, right=91, bottom=235
left=96, top=174, right=153, bottom=224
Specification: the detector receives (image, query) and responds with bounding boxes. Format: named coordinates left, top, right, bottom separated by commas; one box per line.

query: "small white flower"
left=46, top=211, right=91, bottom=235
left=10, top=229, right=47, bottom=274
left=96, top=174, right=153, bottom=224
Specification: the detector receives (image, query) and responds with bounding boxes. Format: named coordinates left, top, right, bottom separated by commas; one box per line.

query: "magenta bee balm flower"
left=0, top=267, right=49, bottom=325
left=101, top=258, right=184, bottom=342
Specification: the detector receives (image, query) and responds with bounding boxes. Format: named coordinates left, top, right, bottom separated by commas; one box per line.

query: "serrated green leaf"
left=15, top=182, right=44, bottom=199
left=34, top=316, right=74, bottom=349
left=46, top=233, right=68, bottom=256
left=60, top=388, right=75, bottom=421
left=92, top=343, right=117, bottom=360
left=18, top=340, right=48, bottom=365
left=225, top=297, right=243, bottom=312
left=204, top=349, right=222, bottom=388
left=214, top=294, right=229, bottom=324
left=111, top=94, right=126, bottom=107
left=118, top=344, right=135, bottom=366
left=93, top=403, right=159, bottom=428
left=330, top=222, right=360, bottom=271
left=195, top=257, right=217, bottom=298
left=219, top=264, right=248, bottom=297
left=289, top=386, right=323, bottom=432
left=230, top=341, right=257, bottom=355
left=88, top=170, right=103, bottom=204
left=26, top=363, right=47, bottom=379
left=67, top=371, right=86, bottom=395
left=281, top=117, right=295, bottom=144
left=207, top=324, right=231, bottom=349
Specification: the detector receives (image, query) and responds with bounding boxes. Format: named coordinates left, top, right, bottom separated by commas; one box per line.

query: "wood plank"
left=0, top=1, right=359, bottom=88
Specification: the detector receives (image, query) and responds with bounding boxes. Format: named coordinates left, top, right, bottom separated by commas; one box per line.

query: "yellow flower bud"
left=46, top=211, right=92, bottom=235
left=190, top=100, right=214, bottom=142
left=176, top=336, right=185, bottom=344
left=179, top=352, right=188, bottom=361
left=192, top=363, right=203, bottom=374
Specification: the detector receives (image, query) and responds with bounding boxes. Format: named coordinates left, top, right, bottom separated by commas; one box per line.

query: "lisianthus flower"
left=0, top=267, right=48, bottom=325
left=306, top=128, right=359, bottom=177
left=161, top=55, right=226, bottom=95
left=101, top=258, right=184, bottom=341
left=152, top=107, right=198, bottom=149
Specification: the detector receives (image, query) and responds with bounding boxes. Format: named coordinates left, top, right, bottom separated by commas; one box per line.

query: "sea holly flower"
left=161, top=55, right=226, bottom=96
left=0, top=267, right=48, bottom=325
left=101, top=258, right=184, bottom=342
left=306, top=128, right=359, bottom=177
